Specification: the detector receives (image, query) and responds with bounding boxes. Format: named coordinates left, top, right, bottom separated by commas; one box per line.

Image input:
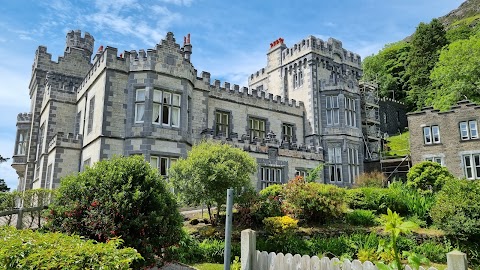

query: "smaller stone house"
left=407, top=100, right=480, bottom=179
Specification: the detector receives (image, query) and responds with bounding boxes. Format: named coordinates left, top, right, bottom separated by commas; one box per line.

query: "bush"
left=263, top=216, right=298, bottom=236
left=412, top=239, right=452, bottom=263
left=406, top=161, right=454, bottom=193
left=431, top=179, right=480, bottom=241
left=282, top=177, right=347, bottom=223
left=345, top=210, right=377, bottom=226
left=0, top=226, right=142, bottom=269
left=259, top=184, right=283, bottom=199
left=251, top=196, right=283, bottom=225
left=346, top=186, right=410, bottom=216
left=354, top=171, right=387, bottom=188
left=44, top=155, right=183, bottom=267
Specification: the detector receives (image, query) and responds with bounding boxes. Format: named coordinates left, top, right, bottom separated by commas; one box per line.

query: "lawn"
left=192, top=263, right=223, bottom=270
left=384, top=131, right=410, bottom=157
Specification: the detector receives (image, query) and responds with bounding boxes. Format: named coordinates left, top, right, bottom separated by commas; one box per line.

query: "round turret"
left=65, top=30, right=95, bottom=59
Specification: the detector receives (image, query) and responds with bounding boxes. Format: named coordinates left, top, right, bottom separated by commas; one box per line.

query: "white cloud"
left=158, top=0, right=193, bottom=6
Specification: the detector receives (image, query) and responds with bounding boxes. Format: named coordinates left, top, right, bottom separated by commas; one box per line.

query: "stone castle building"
left=12, top=30, right=374, bottom=191
left=408, top=100, right=480, bottom=179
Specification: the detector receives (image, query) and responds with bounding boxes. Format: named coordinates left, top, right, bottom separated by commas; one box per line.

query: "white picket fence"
left=253, top=251, right=437, bottom=270
left=241, top=229, right=468, bottom=270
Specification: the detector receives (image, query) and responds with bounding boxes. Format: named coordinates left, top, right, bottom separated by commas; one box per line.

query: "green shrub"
left=354, top=171, right=387, bottom=188
left=431, top=179, right=480, bottom=241
left=263, top=216, right=298, bottom=236
left=282, top=177, right=346, bottom=223
left=407, top=161, right=454, bottom=193
left=259, top=184, right=283, bottom=199
left=0, top=226, right=142, bottom=269
left=165, top=229, right=204, bottom=264
left=412, top=239, right=452, bottom=263
left=44, top=155, right=183, bottom=267
left=250, top=195, right=283, bottom=225
left=389, top=182, right=435, bottom=222
left=345, top=210, right=377, bottom=226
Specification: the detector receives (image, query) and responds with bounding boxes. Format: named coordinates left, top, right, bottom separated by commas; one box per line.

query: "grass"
left=384, top=131, right=410, bottom=157
left=192, top=263, right=223, bottom=270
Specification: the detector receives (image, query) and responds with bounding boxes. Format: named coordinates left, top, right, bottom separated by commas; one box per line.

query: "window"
left=16, top=131, right=27, bottom=155
left=326, top=96, right=339, bottom=125
left=260, top=166, right=282, bottom=189
left=328, top=147, right=342, bottom=182
left=36, top=124, right=45, bottom=160
left=295, top=170, right=308, bottom=178
left=293, top=73, right=299, bottom=88
left=45, top=164, right=52, bottom=189
left=345, top=97, right=357, bottom=127
left=151, top=156, right=178, bottom=177
left=87, top=96, right=95, bottom=134
left=152, top=90, right=181, bottom=127
left=460, top=120, right=479, bottom=140
left=423, top=125, right=440, bottom=144
left=282, top=124, right=294, bottom=142
left=347, top=147, right=360, bottom=183
left=215, top=111, right=230, bottom=137
left=75, top=111, right=82, bottom=134
left=135, top=89, right=145, bottom=123
left=249, top=117, right=266, bottom=139
left=463, top=153, right=480, bottom=179
left=83, top=158, right=91, bottom=171
left=425, top=156, right=443, bottom=166
left=299, top=71, right=303, bottom=87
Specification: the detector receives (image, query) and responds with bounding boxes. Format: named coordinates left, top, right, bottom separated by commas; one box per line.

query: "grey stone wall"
left=379, top=98, right=408, bottom=136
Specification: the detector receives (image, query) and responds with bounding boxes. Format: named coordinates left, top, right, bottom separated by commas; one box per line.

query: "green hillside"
left=362, top=0, right=480, bottom=112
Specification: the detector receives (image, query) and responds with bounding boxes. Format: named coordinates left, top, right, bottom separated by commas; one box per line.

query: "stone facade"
left=379, top=98, right=408, bottom=136
left=407, top=100, right=480, bottom=179
left=12, top=31, right=375, bottom=191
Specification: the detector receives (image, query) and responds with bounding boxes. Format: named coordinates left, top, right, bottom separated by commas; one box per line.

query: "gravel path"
left=157, top=262, right=197, bottom=270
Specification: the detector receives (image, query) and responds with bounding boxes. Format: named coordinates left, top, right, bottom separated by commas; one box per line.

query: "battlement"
left=45, top=71, right=84, bottom=93
left=65, top=30, right=94, bottom=58
left=380, top=97, right=405, bottom=105
left=408, top=100, right=480, bottom=116
left=197, top=74, right=305, bottom=109
left=17, top=113, right=32, bottom=123
left=48, top=132, right=83, bottom=152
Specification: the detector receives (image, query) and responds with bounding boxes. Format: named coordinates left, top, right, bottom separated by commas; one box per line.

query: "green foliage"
left=282, top=177, right=347, bottom=223
left=406, top=19, right=448, bottom=110
left=263, top=215, right=298, bottom=236
left=259, top=184, right=283, bottom=199
left=380, top=209, right=419, bottom=269
left=362, top=41, right=411, bottom=103
left=406, top=161, right=454, bottom=193
left=431, top=179, right=480, bottom=241
left=45, top=155, right=183, bottom=267
left=305, top=164, right=324, bottom=183
left=390, top=182, right=435, bottom=223
left=411, top=239, right=452, bottom=263
left=0, top=226, right=142, bottom=269
left=169, top=141, right=257, bottom=223
left=430, top=34, right=480, bottom=109
left=354, top=171, right=387, bottom=188
left=251, top=197, right=283, bottom=225
left=345, top=209, right=378, bottom=226
left=345, top=186, right=408, bottom=215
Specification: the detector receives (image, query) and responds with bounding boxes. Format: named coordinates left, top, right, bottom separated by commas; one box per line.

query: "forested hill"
left=362, top=0, right=480, bottom=112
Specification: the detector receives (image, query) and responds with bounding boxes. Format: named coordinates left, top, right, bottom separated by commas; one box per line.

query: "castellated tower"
left=65, top=30, right=95, bottom=60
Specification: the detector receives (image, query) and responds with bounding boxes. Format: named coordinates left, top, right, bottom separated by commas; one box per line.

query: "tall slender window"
left=36, top=124, right=45, bottom=161
left=326, top=96, right=339, bottom=126
left=347, top=148, right=360, bottom=183
left=328, top=147, right=342, bottom=182
left=87, top=96, right=95, bottom=134
left=16, top=131, right=27, bottom=155
left=135, top=89, right=145, bottom=123
left=75, top=111, right=82, bottom=134
left=345, top=97, right=357, bottom=127
left=215, top=111, right=230, bottom=137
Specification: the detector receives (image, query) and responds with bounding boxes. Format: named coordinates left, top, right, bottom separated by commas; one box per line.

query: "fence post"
left=16, top=208, right=23, bottom=229
left=241, top=229, right=256, bottom=270
left=447, top=250, right=467, bottom=270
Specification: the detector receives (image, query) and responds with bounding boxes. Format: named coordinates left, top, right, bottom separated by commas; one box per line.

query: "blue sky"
left=0, top=0, right=464, bottom=190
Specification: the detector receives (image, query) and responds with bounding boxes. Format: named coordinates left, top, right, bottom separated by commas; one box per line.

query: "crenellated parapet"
left=45, top=71, right=84, bottom=93
left=196, top=74, right=305, bottom=110
left=65, top=30, right=94, bottom=59
left=48, top=132, right=83, bottom=152
left=17, top=113, right=32, bottom=123
left=380, top=97, right=405, bottom=105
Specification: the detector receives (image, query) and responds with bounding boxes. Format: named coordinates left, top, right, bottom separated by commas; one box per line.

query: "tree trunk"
left=207, top=203, right=213, bottom=225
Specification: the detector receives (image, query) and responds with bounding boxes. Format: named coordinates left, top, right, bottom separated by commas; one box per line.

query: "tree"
left=406, top=19, right=448, bottom=110
left=169, top=141, right=257, bottom=223
left=45, top=155, right=183, bottom=267
left=0, top=155, right=10, bottom=192
left=362, top=41, right=411, bottom=104
left=430, top=34, right=480, bottom=110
